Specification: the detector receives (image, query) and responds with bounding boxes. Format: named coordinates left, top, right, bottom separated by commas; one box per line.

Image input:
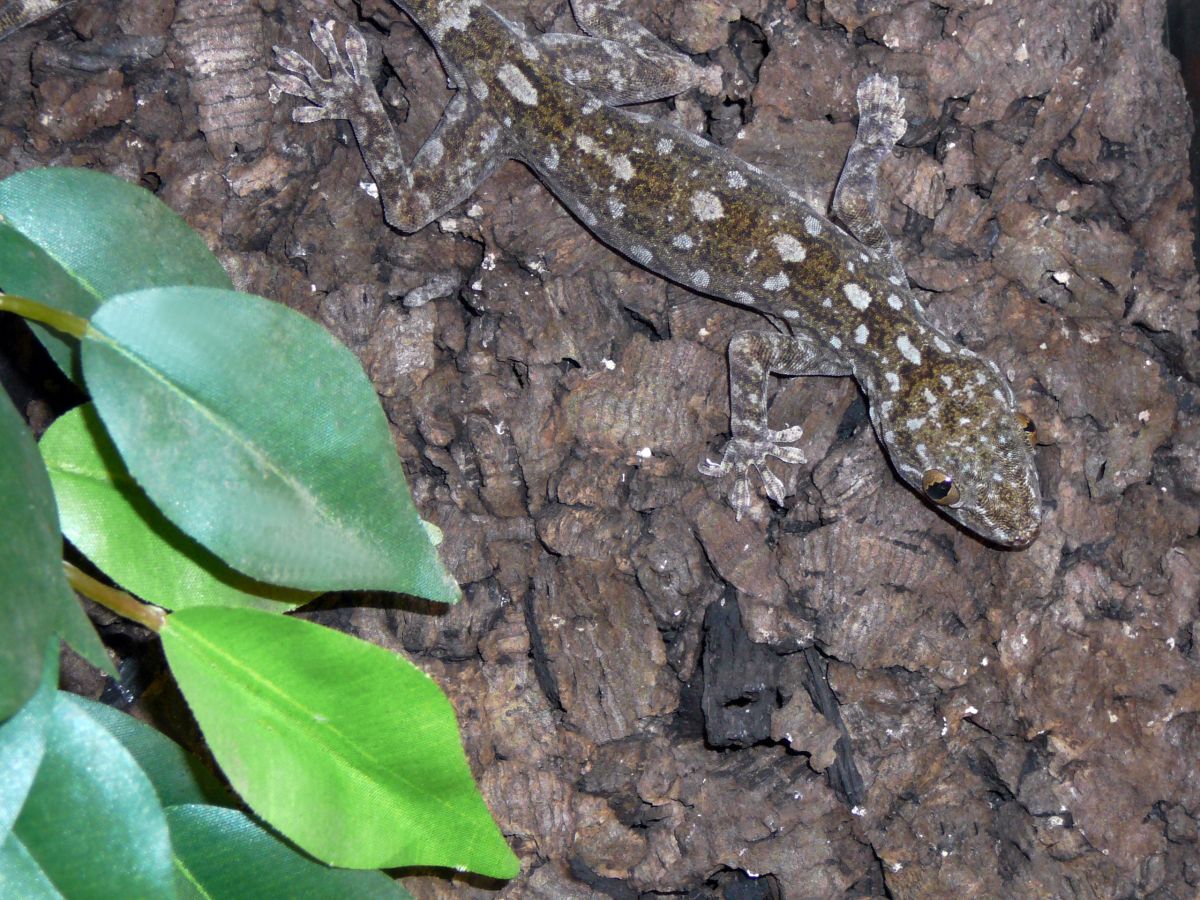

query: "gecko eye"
left=1016, top=412, right=1038, bottom=447
left=922, top=470, right=960, bottom=506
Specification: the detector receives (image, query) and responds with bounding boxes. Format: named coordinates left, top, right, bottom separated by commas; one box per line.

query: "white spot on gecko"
left=497, top=63, right=538, bottom=105
left=656, top=138, right=674, bottom=155
left=582, top=97, right=603, bottom=114
left=772, top=233, right=807, bottom=263
left=844, top=283, right=871, bottom=310
left=855, top=324, right=869, bottom=344
left=783, top=308, right=799, bottom=319
left=734, top=290, right=755, bottom=304
left=727, top=170, right=748, bottom=188
left=906, top=417, right=925, bottom=431
left=763, top=273, right=789, bottom=291
left=629, top=245, right=653, bottom=265
left=829, top=336, right=842, bottom=349
left=577, top=203, right=597, bottom=226
left=673, top=234, right=694, bottom=250
left=934, top=336, right=952, bottom=354
left=576, top=134, right=634, bottom=180
left=691, top=191, right=724, bottom=220
left=887, top=294, right=903, bottom=310
left=692, top=269, right=710, bottom=288
left=608, top=197, right=625, bottom=218
left=544, top=146, right=559, bottom=170
left=804, top=215, right=822, bottom=236
left=896, top=334, right=921, bottom=365
left=885, top=372, right=900, bottom=392
left=430, top=0, right=481, bottom=39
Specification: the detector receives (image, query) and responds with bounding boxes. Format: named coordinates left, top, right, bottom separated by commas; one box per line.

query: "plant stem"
left=64, top=562, right=166, bottom=633
left=0, top=292, right=88, bottom=338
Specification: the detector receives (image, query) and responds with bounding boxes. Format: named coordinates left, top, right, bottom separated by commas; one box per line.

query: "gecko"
left=271, top=0, right=1042, bottom=547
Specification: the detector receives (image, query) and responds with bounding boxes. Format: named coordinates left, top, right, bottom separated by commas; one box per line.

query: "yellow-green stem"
left=64, top=562, right=166, bottom=633
left=0, top=292, right=88, bottom=338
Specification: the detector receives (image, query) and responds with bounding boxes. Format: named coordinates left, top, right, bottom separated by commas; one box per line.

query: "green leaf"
left=83, top=286, right=458, bottom=601
left=49, top=700, right=407, bottom=896
left=0, top=692, right=176, bottom=898
left=41, top=404, right=315, bottom=612
left=160, top=607, right=519, bottom=878
left=58, top=693, right=230, bottom=808
left=0, top=167, right=231, bottom=378
left=0, top=837, right=57, bottom=897
left=0, top=647, right=56, bottom=840
left=0, top=390, right=112, bottom=720
left=167, top=805, right=414, bottom=899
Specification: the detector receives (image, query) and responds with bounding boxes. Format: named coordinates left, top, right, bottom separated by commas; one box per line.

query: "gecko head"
left=878, top=356, right=1042, bottom=548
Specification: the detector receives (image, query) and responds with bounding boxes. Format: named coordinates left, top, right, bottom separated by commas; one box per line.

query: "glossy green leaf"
left=0, top=836, right=56, bottom=898
left=0, top=391, right=112, bottom=720
left=41, top=404, right=315, bottom=612
left=0, top=167, right=231, bottom=378
left=59, top=693, right=230, bottom=808
left=0, top=692, right=176, bottom=898
left=0, top=648, right=55, bottom=840
left=82, top=287, right=458, bottom=600
left=160, top=607, right=518, bottom=878
left=168, top=805, right=414, bottom=899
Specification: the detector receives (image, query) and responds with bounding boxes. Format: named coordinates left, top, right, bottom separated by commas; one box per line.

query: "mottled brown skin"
left=272, top=0, right=1042, bottom=546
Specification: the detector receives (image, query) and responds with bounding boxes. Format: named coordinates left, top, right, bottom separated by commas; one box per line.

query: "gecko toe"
left=760, top=467, right=787, bottom=505
left=699, top=433, right=805, bottom=514
left=729, top=477, right=753, bottom=520
left=269, top=71, right=316, bottom=104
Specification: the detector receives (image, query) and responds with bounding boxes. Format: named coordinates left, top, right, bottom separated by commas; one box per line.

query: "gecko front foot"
left=270, top=20, right=372, bottom=124
left=854, top=74, right=907, bottom=148
left=698, top=426, right=806, bottom=519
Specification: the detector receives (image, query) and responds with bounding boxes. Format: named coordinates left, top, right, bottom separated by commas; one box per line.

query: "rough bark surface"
left=5, top=0, right=1200, bottom=896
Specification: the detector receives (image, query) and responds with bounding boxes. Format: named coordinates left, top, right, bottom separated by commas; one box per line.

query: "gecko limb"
left=700, top=331, right=848, bottom=518
left=831, top=74, right=906, bottom=265
left=272, top=20, right=504, bottom=232
left=537, top=32, right=709, bottom=104
left=571, top=0, right=677, bottom=54
left=567, top=0, right=720, bottom=97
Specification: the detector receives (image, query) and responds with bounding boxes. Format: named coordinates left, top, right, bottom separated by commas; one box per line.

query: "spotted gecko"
left=271, top=1, right=1042, bottom=547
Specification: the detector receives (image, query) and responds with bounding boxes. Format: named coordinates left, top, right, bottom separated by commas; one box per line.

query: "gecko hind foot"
left=270, top=20, right=372, bottom=124
left=854, top=74, right=907, bottom=148
left=698, top=426, right=806, bottom=519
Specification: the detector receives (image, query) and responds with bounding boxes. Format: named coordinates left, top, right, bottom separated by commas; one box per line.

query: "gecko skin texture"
left=272, top=1, right=1042, bottom=547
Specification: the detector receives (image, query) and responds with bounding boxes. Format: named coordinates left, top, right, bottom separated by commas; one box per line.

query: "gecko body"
left=272, top=0, right=1042, bottom=546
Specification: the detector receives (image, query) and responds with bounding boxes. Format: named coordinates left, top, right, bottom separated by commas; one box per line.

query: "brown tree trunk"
left=5, top=0, right=1198, bottom=895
